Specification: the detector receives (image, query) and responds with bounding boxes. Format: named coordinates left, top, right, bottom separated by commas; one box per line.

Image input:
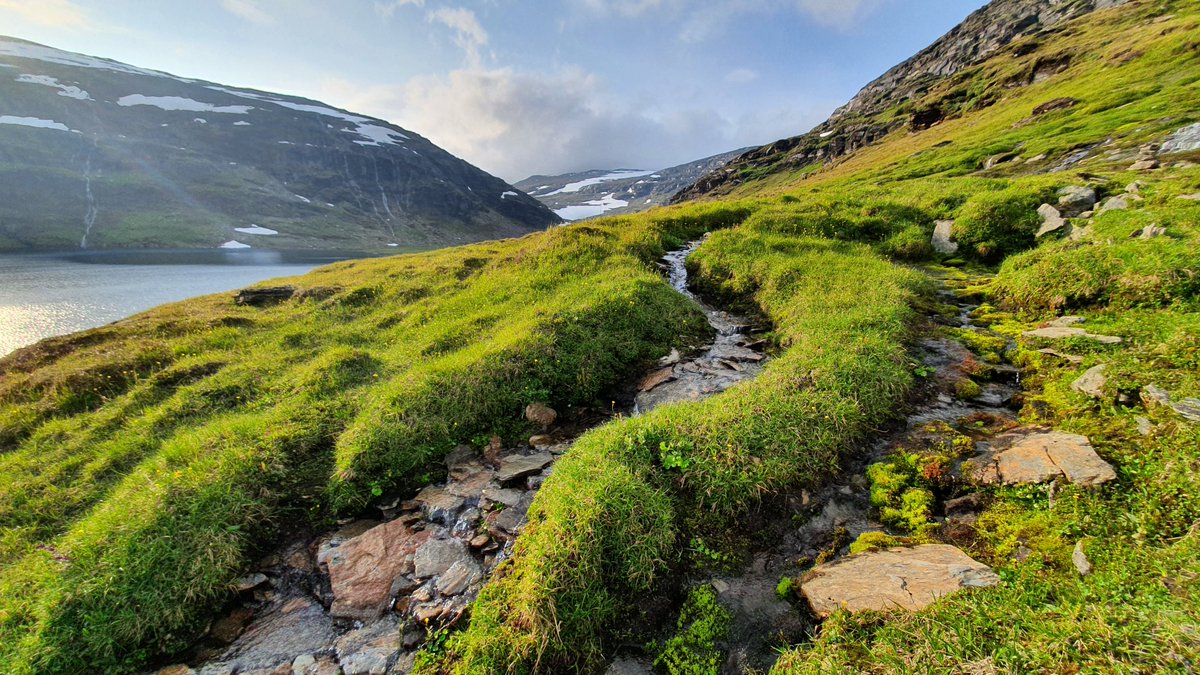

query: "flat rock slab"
left=801, top=544, right=998, bottom=618
left=496, top=451, right=554, bottom=482
left=968, top=428, right=1116, bottom=487
left=1022, top=326, right=1122, bottom=344
left=318, top=519, right=431, bottom=620
left=1071, top=364, right=1108, bottom=399
left=199, top=596, right=336, bottom=674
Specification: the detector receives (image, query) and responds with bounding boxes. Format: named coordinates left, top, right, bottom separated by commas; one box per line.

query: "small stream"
left=176, top=241, right=769, bottom=675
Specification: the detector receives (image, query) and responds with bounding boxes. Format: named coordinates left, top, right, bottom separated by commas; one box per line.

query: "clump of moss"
left=946, top=327, right=1008, bottom=363
left=651, top=585, right=732, bottom=675
left=849, top=531, right=903, bottom=555
left=952, top=185, right=1052, bottom=261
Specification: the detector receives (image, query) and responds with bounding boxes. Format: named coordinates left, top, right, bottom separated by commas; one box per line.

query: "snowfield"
left=219, top=240, right=252, bottom=249
left=545, top=169, right=656, bottom=196
left=15, top=74, right=91, bottom=100
left=0, top=115, right=74, bottom=132
left=553, top=193, right=629, bottom=220
left=117, top=94, right=253, bottom=114
left=233, top=226, right=279, bottom=235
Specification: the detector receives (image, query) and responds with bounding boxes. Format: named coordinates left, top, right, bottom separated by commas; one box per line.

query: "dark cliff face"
left=0, top=36, right=560, bottom=252
left=673, top=0, right=1130, bottom=203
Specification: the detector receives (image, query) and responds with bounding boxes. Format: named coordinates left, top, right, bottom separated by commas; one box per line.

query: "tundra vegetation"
left=3, top=1, right=1200, bottom=674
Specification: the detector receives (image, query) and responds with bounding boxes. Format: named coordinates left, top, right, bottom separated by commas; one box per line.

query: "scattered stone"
left=1022, top=326, right=1122, bottom=344
left=1128, top=143, right=1160, bottom=171
left=1067, top=223, right=1093, bottom=241
left=529, top=434, right=554, bottom=448
left=639, top=366, right=676, bottom=392
left=1048, top=316, right=1085, bottom=328
left=1032, top=97, right=1079, bottom=117
left=489, top=499, right=530, bottom=534
left=524, top=402, right=558, bottom=427
left=1177, top=193, right=1200, bottom=201
left=1056, top=185, right=1096, bottom=216
left=235, top=573, right=269, bottom=592
left=203, top=596, right=336, bottom=674
left=291, top=655, right=316, bottom=675
left=318, top=519, right=431, bottom=620
left=1134, top=224, right=1167, bottom=239
left=444, top=469, right=494, bottom=501
left=1097, top=195, right=1130, bottom=214
left=1036, top=204, right=1067, bottom=237
left=658, top=348, right=682, bottom=367
left=496, top=451, right=554, bottom=482
left=444, top=445, right=481, bottom=478
left=968, top=428, right=1116, bottom=487
left=234, top=286, right=295, bottom=307
left=157, top=666, right=196, bottom=675
left=436, top=560, right=482, bottom=596
left=1037, top=348, right=1085, bottom=364
left=1124, top=181, right=1143, bottom=195
left=413, top=538, right=470, bottom=579
left=1135, top=416, right=1153, bottom=436
left=414, top=485, right=466, bottom=517
left=1072, top=541, right=1092, bottom=576
left=800, top=544, right=998, bottom=618
left=1071, top=364, right=1108, bottom=399
left=1142, top=384, right=1172, bottom=407
left=468, top=533, right=491, bottom=549
left=1012, top=545, right=1034, bottom=563
left=1162, top=122, right=1200, bottom=154
left=932, top=220, right=958, bottom=254
left=1174, top=398, right=1200, bottom=422
left=481, top=485, right=524, bottom=507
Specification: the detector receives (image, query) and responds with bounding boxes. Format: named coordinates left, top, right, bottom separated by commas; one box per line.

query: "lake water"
left=0, top=249, right=364, bottom=358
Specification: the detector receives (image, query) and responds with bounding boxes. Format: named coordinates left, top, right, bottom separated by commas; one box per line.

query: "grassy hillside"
left=2, top=0, right=1199, bottom=673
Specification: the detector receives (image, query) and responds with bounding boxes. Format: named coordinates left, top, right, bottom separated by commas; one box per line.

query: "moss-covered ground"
left=3, top=1, right=1200, bottom=673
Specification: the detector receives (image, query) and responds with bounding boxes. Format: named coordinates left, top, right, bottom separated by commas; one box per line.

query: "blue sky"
left=0, top=0, right=987, bottom=181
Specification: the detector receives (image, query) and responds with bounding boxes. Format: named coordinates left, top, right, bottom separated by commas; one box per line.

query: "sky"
left=0, top=0, right=988, bottom=182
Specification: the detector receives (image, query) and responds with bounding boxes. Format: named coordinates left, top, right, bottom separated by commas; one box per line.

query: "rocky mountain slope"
left=516, top=149, right=746, bottom=221
left=674, top=0, right=1132, bottom=201
left=0, top=37, right=559, bottom=252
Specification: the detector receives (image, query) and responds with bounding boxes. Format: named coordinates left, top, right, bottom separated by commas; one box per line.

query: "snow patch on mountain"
left=0, top=115, right=74, bottom=132
left=234, top=225, right=279, bottom=235
left=219, top=240, right=252, bottom=249
left=546, top=170, right=656, bottom=196
left=0, top=39, right=183, bottom=80
left=501, top=191, right=519, bottom=199
left=554, top=193, right=629, bottom=220
left=15, top=74, right=91, bottom=100
left=118, top=94, right=252, bottom=114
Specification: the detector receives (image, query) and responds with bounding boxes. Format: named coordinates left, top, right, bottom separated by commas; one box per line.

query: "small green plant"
left=776, top=576, right=797, bottom=600
left=651, top=585, right=732, bottom=675
left=660, top=439, right=693, bottom=471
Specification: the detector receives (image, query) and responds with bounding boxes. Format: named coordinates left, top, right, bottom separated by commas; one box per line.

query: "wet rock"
left=319, top=519, right=431, bottom=620
left=1072, top=541, right=1092, bottom=576
left=210, top=607, right=255, bottom=644
left=658, top=349, right=682, bottom=367
left=436, top=560, right=482, bottom=596
left=413, top=538, right=470, bottom=579
left=1036, top=204, right=1067, bottom=237
left=801, top=544, right=998, bottom=618
left=496, top=451, right=553, bottom=482
left=414, top=485, right=466, bottom=517
left=290, top=655, right=316, bottom=675
left=235, top=573, right=269, bottom=592
left=639, top=366, right=676, bottom=392
left=444, top=468, right=494, bottom=501
left=444, top=444, right=482, bottom=478
left=1056, top=185, right=1096, bottom=216
left=1071, top=364, right=1108, bottom=399
left=524, top=403, right=558, bottom=427
left=335, top=619, right=401, bottom=675
left=932, top=220, right=958, bottom=254
left=967, top=428, right=1116, bottom=487
left=201, top=596, right=336, bottom=674
left=606, top=657, right=654, bottom=675
left=1022, top=326, right=1122, bottom=344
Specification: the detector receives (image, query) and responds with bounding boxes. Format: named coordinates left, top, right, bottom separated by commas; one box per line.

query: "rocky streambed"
left=163, top=241, right=769, bottom=675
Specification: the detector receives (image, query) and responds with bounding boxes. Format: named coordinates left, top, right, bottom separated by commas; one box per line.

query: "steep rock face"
left=0, top=37, right=560, bottom=251
left=673, top=0, right=1130, bottom=202
left=516, top=149, right=748, bottom=221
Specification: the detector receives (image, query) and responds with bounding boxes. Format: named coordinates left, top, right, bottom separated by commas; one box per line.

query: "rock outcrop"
left=966, top=428, right=1116, bottom=487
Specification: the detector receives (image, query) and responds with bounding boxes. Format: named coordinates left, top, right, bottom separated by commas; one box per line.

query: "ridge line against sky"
left=0, top=0, right=987, bottom=181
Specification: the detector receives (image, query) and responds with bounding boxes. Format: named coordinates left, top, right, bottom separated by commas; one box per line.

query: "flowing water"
left=179, top=240, right=771, bottom=675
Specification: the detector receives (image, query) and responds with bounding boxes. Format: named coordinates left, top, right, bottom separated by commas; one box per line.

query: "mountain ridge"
left=0, top=36, right=560, bottom=252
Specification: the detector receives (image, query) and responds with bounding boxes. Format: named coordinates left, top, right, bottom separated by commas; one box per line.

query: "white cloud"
left=580, top=0, right=885, bottom=38
left=220, top=0, right=274, bottom=26
left=322, top=66, right=828, bottom=181
left=0, top=0, right=91, bottom=28
left=375, top=0, right=424, bottom=18
left=724, top=68, right=760, bottom=84
left=794, top=0, right=884, bottom=28
left=577, top=0, right=672, bottom=17
left=426, top=7, right=489, bottom=68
